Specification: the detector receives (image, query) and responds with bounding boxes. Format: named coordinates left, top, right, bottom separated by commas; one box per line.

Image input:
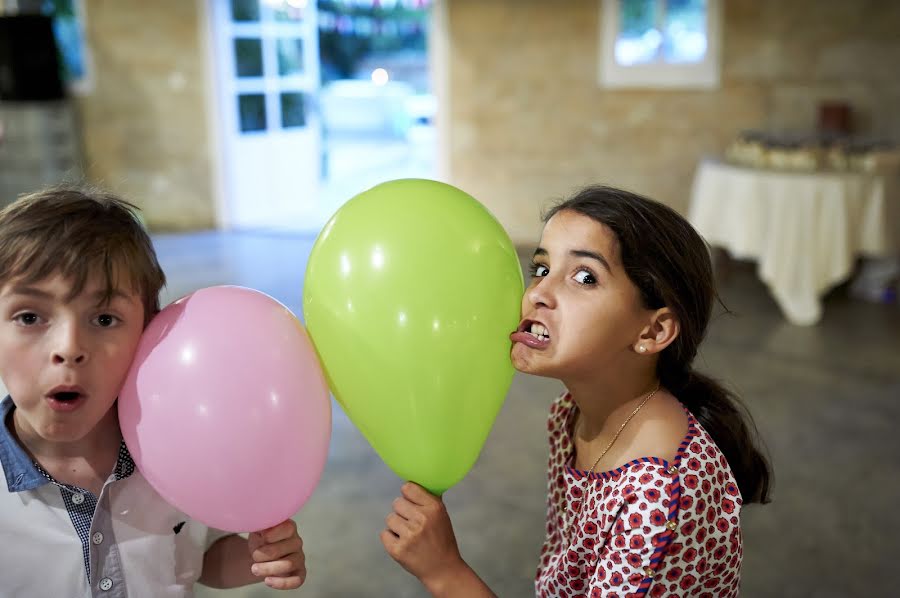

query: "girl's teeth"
left=528, top=323, right=549, bottom=340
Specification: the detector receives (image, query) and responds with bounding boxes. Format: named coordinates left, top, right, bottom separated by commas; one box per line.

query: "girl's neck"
left=565, top=373, right=659, bottom=440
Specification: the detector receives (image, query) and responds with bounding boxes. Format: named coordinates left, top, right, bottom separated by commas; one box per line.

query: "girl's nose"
left=526, top=277, right=557, bottom=309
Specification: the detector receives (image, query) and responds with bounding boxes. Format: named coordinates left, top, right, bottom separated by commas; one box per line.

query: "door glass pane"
left=238, top=93, right=267, bottom=132
left=274, top=3, right=305, bottom=22
left=281, top=92, right=306, bottom=128
left=663, top=0, right=707, bottom=63
left=230, top=0, right=260, bottom=22
left=277, top=38, right=304, bottom=76
left=234, top=38, right=263, bottom=77
left=616, top=0, right=660, bottom=66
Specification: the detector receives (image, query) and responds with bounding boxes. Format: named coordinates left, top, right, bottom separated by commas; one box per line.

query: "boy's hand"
left=381, top=482, right=467, bottom=594
left=248, top=519, right=306, bottom=590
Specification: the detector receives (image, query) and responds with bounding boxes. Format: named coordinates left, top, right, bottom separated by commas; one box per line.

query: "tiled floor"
left=148, top=230, right=900, bottom=598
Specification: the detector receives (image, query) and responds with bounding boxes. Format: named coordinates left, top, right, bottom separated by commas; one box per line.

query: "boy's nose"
left=52, top=325, right=88, bottom=365
left=53, top=351, right=86, bottom=365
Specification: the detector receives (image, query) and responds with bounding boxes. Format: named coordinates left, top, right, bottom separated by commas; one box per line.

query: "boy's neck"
left=10, top=407, right=122, bottom=492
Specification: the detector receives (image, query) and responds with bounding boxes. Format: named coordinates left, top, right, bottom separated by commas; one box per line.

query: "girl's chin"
left=510, top=345, right=555, bottom=376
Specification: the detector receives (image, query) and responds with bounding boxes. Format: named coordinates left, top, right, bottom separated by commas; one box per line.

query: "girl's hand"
left=248, top=519, right=307, bottom=590
left=381, top=482, right=468, bottom=592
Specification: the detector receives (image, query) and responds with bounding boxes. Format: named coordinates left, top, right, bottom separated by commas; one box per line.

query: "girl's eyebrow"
left=570, top=249, right=612, bottom=274
left=532, top=247, right=612, bottom=274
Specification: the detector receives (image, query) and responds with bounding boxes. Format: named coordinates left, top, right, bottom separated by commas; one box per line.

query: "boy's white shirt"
left=0, top=399, right=231, bottom=597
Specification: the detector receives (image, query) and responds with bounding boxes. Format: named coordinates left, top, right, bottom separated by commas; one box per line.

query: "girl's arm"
left=381, top=482, right=496, bottom=598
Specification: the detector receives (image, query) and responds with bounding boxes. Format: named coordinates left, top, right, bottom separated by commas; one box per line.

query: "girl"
left=380, top=185, right=772, bottom=597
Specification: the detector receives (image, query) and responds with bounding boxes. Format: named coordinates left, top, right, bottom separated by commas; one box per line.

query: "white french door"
left=209, top=0, right=321, bottom=230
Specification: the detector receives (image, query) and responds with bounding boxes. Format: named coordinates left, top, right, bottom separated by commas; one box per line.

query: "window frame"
left=597, top=0, right=722, bottom=89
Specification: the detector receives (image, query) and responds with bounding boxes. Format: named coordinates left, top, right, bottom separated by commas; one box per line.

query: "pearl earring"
left=639, top=345, right=647, bottom=353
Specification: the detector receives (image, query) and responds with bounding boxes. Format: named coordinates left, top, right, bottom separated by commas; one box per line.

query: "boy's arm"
left=200, top=520, right=307, bottom=590
left=199, top=534, right=257, bottom=589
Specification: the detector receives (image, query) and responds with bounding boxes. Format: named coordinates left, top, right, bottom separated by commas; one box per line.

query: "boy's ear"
left=634, top=308, right=679, bottom=355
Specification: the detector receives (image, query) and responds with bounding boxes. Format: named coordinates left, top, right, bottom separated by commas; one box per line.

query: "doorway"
left=208, top=0, right=322, bottom=231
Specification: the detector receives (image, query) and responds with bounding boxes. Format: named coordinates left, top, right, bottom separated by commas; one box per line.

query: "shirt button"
left=666, top=464, right=678, bottom=475
left=99, top=577, right=113, bottom=591
left=643, top=565, right=654, bottom=577
left=72, top=493, right=85, bottom=505
left=92, top=532, right=104, bottom=545
left=666, top=520, right=678, bottom=531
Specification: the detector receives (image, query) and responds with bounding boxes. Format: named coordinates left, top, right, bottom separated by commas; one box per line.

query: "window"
left=598, top=0, right=721, bottom=88
left=43, top=0, right=92, bottom=93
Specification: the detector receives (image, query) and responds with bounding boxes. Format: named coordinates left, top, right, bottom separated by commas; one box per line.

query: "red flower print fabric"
left=535, top=393, right=743, bottom=597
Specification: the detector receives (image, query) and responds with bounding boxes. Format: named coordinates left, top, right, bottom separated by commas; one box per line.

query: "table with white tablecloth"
left=688, top=159, right=900, bottom=325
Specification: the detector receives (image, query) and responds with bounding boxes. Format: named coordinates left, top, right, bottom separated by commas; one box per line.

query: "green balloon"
left=303, top=179, right=524, bottom=494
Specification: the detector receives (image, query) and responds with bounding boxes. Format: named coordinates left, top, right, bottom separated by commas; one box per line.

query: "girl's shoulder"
left=549, top=390, right=574, bottom=415
left=547, top=391, right=576, bottom=434
left=596, top=391, right=689, bottom=473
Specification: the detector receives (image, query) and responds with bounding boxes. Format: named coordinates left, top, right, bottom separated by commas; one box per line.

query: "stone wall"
left=65, top=0, right=900, bottom=237
left=77, top=0, right=215, bottom=230
left=443, top=0, right=900, bottom=244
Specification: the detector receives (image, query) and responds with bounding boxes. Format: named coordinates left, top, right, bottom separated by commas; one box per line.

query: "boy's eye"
left=574, top=269, right=596, bottom=285
left=14, top=312, right=40, bottom=326
left=530, top=264, right=549, bottom=278
left=93, top=314, right=119, bottom=327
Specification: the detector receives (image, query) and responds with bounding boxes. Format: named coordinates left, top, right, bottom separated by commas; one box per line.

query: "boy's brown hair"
left=0, top=185, right=166, bottom=324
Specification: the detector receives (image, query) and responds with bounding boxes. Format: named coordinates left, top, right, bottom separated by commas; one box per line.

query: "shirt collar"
left=0, top=396, right=48, bottom=492
left=0, top=397, right=136, bottom=493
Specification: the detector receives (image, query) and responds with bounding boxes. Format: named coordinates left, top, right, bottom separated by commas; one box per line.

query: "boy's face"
left=0, top=271, right=145, bottom=445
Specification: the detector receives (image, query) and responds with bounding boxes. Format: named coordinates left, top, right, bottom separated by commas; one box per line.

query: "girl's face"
left=510, top=209, right=651, bottom=380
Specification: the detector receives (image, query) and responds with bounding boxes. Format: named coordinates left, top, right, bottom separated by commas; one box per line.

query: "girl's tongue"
left=510, top=322, right=551, bottom=348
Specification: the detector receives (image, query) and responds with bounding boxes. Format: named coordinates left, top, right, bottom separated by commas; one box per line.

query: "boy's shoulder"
left=0, top=396, right=47, bottom=493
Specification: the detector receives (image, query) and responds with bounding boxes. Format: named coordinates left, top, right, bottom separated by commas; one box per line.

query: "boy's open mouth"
left=45, top=387, right=87, bottom=412
left=52, top=391, right=81, bottom=402
left=45, top=386, right=87, bottom=413
left=46, top=385, right=86, bottom=404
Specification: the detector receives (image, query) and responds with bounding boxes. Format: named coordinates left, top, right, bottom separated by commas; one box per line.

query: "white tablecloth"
left=688, top=159, right=900, bottom=325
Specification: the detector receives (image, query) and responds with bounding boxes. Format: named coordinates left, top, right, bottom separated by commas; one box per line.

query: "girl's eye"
left=14, top=312, right=40, bottom=326
left=92, top=314, right=120, bottom=328
left=529, top=263, right=549, bottom=278
left=574, top=269, right=596, bottom=285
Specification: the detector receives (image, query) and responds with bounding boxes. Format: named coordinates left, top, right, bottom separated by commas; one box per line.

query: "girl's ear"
left=633, top=308, right=679, bottom=355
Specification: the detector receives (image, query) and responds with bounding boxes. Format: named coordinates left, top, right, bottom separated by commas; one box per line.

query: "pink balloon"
left=119, top=286, right=331, bottom=532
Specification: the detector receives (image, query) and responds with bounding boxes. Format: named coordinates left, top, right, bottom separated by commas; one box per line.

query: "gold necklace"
left=566, top=383, right=661, bottom=543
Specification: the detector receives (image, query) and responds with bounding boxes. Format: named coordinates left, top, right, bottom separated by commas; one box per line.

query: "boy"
left=0, top=186, right=306, bottom=596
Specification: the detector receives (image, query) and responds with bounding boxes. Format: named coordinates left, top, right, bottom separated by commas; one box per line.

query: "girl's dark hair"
left=545, top=185, right=772, bottom=504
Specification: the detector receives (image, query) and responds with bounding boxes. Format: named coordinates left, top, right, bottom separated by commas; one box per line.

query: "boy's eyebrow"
left=532, top=247, right=612, bottom=274
left=4, top=285, right=55, bottom=300
left=86, top=289, right=135, bottom=304
left=4, top=285, right=133, bottom=303
left=86, top=288, right=131, bottom=299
